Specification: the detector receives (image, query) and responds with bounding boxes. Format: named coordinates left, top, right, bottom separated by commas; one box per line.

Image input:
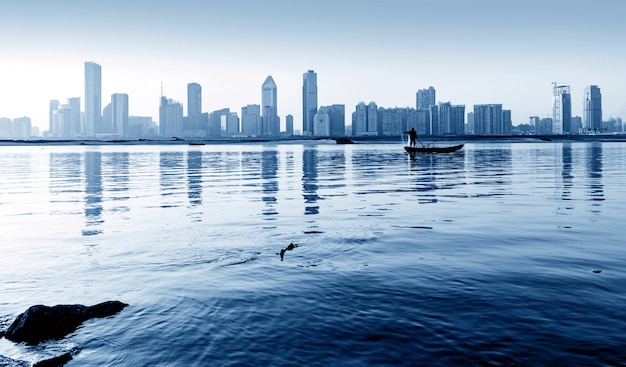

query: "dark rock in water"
left=4, top=301, right=127, bottom=344
left=592, top=269, right=602, bottom=274
left=33, top=352, right=73, bottom=367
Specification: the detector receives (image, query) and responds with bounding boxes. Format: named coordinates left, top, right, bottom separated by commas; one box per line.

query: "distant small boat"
left=335, top=137, right=354, bottom=144
left=189, top=142, right=205, bottom=146
left=404, top=144, right=464, bottom=153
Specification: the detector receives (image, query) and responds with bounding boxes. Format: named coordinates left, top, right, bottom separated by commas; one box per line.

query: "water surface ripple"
left=1, top=142, right=625, bottom=366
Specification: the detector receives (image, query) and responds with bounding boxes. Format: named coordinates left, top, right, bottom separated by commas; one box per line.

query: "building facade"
left=112, top=93, right=129, bottom=137
left=262, top=76, right=279, bottom=137
left=302, top=70, right=318, bottom=136
left=552, top=84, right=572, bottom=135
left=241, top=104, right=261, bottom=136
left=583, top=85, right=602, bottom=133
left=473, top=104, right=503, bottom=135
left=285, top=114, right=294, bottom=136
left=159, top=97, right=183, bottom=137
left=416, top=87, right=436, bottom=110
left=84, top=61, right=102, bottom=136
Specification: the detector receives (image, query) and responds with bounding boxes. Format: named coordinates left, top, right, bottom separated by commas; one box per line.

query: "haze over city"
left=1, top=0, right=625, bottom=133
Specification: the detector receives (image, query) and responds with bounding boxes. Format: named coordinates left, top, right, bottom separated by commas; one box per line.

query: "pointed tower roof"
left=262, top=75, right=277, bottom=89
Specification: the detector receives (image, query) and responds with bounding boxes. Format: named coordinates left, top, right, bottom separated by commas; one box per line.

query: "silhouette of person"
left=404, top=128, right=418, bottom=147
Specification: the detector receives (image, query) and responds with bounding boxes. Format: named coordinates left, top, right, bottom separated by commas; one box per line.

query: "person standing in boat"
left=404, top=128, right=418, bottom=147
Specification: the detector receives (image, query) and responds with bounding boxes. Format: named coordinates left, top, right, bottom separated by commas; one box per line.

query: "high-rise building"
left=225, top=112, right=239, bottom=136
left=353, top=102, right=378, bottom=136
left=102, top=103, right=112, bottom=134
left=49, top=100, right=59, bottom=135
left=187, top=83, right=202, bottom=117
left=11, top=117, right=31, bottom=139
left=313, top=105, right=345, bottom=137
left=286, top=114, right=294, bottom=136
left=473, top=104, right=503, bottom=135
left=68, top=97, right=81, bottom=137
left=313, top=107, right=330, bottom=136
left=159, top=96, right=183, bottom=137
left=84, top=61, right=102, bottom=136
left=380, top=107, right=406, bottom=136
left=209, top=108, right=230, bottom=138
left=552, top=83, right=571, bottom=135
left=112, top=93, right=129, bottom=137
left=262, top=75, right=279, bottom=137
left=416, top=87, right=436, bottom=110
left=327, top=104, right=345, bottom=137
left=241, top=104, right=261, bottom=136
left=302, top=70, right=318, bottom=135
left=502, top=109, right=512, bottom=135
left=430, top=102, right=464, bottom=136
left=583, top=85, right=602, bottom=133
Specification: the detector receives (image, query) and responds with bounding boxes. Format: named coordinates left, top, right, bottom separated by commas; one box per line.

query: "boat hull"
left=404, top=144, right=464, bottom=153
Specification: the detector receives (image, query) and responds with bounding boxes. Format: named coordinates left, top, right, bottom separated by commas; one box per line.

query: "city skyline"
left=1, top=1, right=625, bottom=132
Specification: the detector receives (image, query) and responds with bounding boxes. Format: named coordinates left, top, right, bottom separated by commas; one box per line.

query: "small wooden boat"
left=404, top=144, right=464, bottom=153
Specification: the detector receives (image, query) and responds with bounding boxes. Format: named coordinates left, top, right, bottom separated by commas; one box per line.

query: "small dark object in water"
left=33, top=352, right=73, bottom=367
left=280, top=242, right=297, bottom=260
left=592, top=270, right=602, bottom=274
left=335, top=137, right=354, bottom=144
left=5, top=301, right=128, bottom=344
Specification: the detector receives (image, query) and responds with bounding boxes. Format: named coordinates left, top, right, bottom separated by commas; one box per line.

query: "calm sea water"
left=1, top=141, right=626, bottom=366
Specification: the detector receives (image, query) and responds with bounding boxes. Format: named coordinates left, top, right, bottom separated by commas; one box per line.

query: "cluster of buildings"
left=159, top=75, right=294, bottom=139
left=0, top=61, right=621, bottom=140
left=351, top=87, right=511, bottom=137
left=521, top=84, right=615, bottom=135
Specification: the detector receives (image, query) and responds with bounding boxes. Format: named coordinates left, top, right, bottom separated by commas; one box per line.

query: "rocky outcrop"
left=32, top=352, right=73, bottom=367
left=4, top=301, right=127, bottom=344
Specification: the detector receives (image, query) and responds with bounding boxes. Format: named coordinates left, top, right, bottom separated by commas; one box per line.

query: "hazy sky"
left=1, top=0, right=625, bottom=132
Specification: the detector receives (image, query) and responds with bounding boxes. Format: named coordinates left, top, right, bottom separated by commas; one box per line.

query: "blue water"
left=1, top=141, right=626, bottom=366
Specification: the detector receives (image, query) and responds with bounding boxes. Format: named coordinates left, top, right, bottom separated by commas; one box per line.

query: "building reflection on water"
left=586, top=143, right=604, bottom=215
left=407, top=151, right=467, bottom=204
left=83, top=150, right=103, bottom=236
left=160, top=151, right=185, bottom=209
left=302, top=147, right=319, bottom=215
left=187, top=150, right=203, bottom=207
left=261, top=149, right=278, bottom=217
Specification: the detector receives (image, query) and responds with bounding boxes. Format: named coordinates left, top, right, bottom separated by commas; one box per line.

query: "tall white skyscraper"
left=262, top=75, right=279, bottom=137
left=302, top=70, right=317, bottom=135
left=583, top=85, right=602, bottom=133
left=84, top=62, right=102, bottom=136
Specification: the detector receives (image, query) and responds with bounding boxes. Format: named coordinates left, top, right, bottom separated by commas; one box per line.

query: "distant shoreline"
left=1, top=134, right=626, bottom=146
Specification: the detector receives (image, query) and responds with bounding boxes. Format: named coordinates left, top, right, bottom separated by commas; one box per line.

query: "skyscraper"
left=68, top=97, right=81, bottom=137
left=552, top=83, right=571, bottom=135
left=112, top=93, right=129, bottom=137
left=302, top=70, right=318, bottom=136
left=583, top=85, right=602, bottom=133
left=262, top=75, right=279, bottom=137
left=241, top=104, right=261, bottom=136
left=49, top=100, right=59, bottom=135
left=159, top=96, right=183, bottom=137
left=84, top=62, right=102, bottom=136
left=187, top=83, right=202, bottom=117
left=286, top=114, right=294, bottom=136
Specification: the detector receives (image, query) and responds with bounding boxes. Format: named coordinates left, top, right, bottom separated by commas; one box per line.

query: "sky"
left=1, top=0, right=625, bottom=132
